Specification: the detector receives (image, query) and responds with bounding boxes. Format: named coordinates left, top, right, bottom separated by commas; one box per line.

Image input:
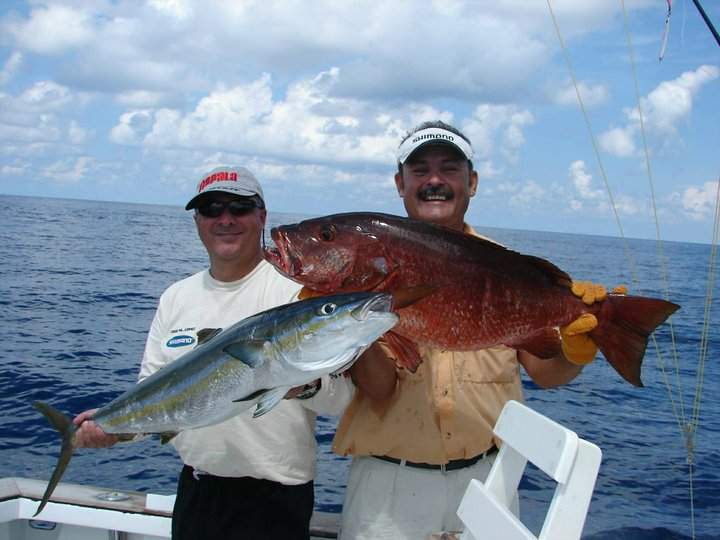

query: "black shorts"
left=171, top=465, right=314, bottom=540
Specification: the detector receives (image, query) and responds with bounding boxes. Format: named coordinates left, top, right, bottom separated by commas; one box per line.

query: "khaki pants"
left=339, top=454, right=518, bottom=540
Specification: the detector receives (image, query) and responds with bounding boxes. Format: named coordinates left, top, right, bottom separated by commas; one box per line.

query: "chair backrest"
left=457, top=400, right=602, bottom=540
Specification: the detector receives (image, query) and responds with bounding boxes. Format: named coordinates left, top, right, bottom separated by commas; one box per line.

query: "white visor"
left=396, top=127, right=474, bottom=164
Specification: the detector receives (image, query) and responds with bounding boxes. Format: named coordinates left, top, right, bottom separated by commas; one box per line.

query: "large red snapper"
left=264, top=212, right=679, bottom=386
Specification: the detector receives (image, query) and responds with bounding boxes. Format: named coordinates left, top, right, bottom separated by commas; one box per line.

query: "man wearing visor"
left=72, top=166, right=353, bottom=540
left=334, top=121, right=601, bottom=540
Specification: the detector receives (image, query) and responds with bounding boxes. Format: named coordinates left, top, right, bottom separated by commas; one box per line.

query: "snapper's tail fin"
left=32, top=401, right=77, bottom=516
left=591, top=294, right=680, bottom=386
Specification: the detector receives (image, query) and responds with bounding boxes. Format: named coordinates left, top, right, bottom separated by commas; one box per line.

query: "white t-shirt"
left=140, top=259, right=354, bottom=483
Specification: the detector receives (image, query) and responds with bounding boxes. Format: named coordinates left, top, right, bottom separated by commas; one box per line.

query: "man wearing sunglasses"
left=71, top=166, right=353, bottom=540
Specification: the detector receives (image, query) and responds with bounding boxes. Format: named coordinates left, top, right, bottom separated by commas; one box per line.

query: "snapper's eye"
left=317, top=302, right=337, bottom=316
left=320, top=224, right=336, bottom=242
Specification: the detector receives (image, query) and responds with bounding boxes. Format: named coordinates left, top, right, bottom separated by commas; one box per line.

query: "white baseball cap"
left=396, top=127, right=474, bottom=164
left=185, top=166, right=265, bottom=210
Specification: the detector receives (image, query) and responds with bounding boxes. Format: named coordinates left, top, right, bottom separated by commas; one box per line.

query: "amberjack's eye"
left=320, top=225, right=336, bottom=241
left=318, top=302, right=337, bottom=316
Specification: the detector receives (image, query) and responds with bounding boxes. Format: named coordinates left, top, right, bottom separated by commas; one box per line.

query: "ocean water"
left=0, top=195, right=717, bottom=540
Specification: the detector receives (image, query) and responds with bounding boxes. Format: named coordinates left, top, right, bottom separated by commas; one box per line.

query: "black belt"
left=373, top=445, right=498, bottom=472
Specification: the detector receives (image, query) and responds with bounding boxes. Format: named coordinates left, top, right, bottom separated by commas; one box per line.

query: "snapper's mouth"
left=264, top=229, right=302, bottom=278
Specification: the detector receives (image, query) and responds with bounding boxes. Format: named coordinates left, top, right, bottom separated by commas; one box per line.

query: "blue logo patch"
left=167, top=335, right=196, bottom=348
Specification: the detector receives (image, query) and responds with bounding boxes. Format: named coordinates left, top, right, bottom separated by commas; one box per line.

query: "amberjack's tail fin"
left=32, top=401, right=77, bottom=517
left=591, top=294, right=680, bottom=386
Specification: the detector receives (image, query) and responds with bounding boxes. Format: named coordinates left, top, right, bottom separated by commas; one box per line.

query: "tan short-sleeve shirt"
left=333, top=344, right=524, bottom=464
left=332, top=225, right=525, bottom=464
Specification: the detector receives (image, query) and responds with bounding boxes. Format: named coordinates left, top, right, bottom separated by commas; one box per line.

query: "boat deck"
left=0, top=477, right=339, bottom=539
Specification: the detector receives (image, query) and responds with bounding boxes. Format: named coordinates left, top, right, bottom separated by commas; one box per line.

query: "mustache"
left=418, top=185, right=454, bottom=201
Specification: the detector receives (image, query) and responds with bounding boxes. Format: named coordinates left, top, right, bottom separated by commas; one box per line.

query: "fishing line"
left=547, top=2, right=719, bottom=538
left=619, top=0, right=688, bottom=444
left=544, top=0, right=639, bottom=288
left=692, top=177, right=720, bottom=431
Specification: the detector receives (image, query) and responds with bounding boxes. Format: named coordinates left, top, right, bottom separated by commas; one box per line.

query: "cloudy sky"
left=1, top=0, right=718, bottom=243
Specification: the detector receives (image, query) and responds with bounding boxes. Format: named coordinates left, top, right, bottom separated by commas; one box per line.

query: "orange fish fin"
left=298, top=287, right=325, bottom=300
left=383, top=331, right=423, bottom=373
left=509, top=327, right=563, bottom=359
left=391, top=285, right=438, bottom=310
left=591, top=294, right=679, bottom=387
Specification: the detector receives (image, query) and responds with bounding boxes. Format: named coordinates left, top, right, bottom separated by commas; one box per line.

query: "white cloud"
left=1, top=163, right=29, bottom=175
left=43, top=156, right=92, bottom=183
left=0, top=81, right=75, bottom=145
left=7, top=5, right=94, bottom=54
left=0, top=1, right=657, bottom=104
left=138, top=70, right=411, bottom=164
left=568, top=160, right=604, bottom=212
left=599, top=127, right=636, bottom=157
left=463, top=104, right=534, bottom=165
left=115, top=90, right=173, bottom=108
left=630, top=65, right=719, bottom=136
left=110, top=110, right=155, bottom=145
left=553, top=80, right=609, bottom=108
left=0, top=51, right=22, bottom=86
left=509, top=180, right=546, bottom=208
left=68, top=120, right=88, bottom=145
left=613, top=194, right=642, bottom=216
left=569, top=160, right=604, bottom=200
left=149, top=0, right=195, bottom=20
left=20, top=81, right=72, bottom=110
left=681, top=181, right=719, bottom=221
left=600, top=65, right=719, bottom=158
left=566, top=160, right=645, bottom=216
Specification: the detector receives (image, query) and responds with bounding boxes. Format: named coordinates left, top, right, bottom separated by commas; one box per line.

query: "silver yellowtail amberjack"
left=33, top=291, right=398, bottom=516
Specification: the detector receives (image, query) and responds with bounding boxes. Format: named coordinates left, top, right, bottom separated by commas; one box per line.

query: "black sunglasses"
left=196, top=199, right=260, bottom=218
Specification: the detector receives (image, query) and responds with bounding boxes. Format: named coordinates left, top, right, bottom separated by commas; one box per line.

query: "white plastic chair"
left=457, top=400, right=602, bottom=540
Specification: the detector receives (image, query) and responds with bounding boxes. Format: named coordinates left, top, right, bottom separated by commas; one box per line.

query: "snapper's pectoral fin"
left=223, top=342, right=266, bottom=368
left=391, top=285, right=438, bottom=310
left=196, top=328, right=223, bottom=345
left=299, top=287, right=324, bottom=300
left=252, top=387, right=290, bottom=418
left=159, top=432, right=178, bottom=445
left=508, top=328, right=563, bottom=359
left=383, top=331, right=423, bottom=373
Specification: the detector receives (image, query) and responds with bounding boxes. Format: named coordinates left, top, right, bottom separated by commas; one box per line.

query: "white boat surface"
left=0, top=477, right=339, bottom=540
left=0, top=401, right=601, bottom=540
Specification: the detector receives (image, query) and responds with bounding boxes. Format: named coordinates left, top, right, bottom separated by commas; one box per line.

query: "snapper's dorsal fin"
left=462, top=233, right=573, bottom=290
left=197, top=328, right=222, bottom=345
left=522, top=254, right=573, bottom=289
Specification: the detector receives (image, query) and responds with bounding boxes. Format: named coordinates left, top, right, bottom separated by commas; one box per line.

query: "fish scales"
left=264, top=212, right=679, bottom=386
left=32, top=292, right=398, bottom=517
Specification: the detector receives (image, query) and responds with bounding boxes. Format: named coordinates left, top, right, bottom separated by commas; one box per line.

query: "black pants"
left=171, top=465, right=314, bottom=540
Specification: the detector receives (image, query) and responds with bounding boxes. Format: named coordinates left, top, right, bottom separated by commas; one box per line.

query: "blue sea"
left=1, top=195, right=718, bottom=539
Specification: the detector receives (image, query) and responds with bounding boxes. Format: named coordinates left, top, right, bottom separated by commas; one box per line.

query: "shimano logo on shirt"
left=166, top=335, right=196, bottom=348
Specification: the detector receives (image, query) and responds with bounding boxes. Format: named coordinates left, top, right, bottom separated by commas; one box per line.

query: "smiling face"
left=395, top=144, right=478, bottom=231
left=193, top=193, right=267, bottom=281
